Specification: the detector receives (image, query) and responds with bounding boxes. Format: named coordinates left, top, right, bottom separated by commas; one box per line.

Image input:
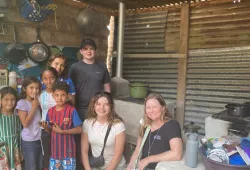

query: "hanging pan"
left=28, top=27, right=49, bottom=63
left=4, top=24, right=27, bottom=64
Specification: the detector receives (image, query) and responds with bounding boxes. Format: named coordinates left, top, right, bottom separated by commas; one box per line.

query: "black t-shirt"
left=68, top=60, right=110, bottom=120
left=141, top=120, right=182, bottom=169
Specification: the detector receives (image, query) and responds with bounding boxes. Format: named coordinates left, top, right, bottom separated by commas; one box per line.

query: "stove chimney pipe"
left=116, top=2, right=125, bottom=77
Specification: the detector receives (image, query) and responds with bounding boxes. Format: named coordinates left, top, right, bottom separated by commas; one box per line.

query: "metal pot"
left=128, top=82, right=148, bottom=99
left=77, top=8, right=109, bottom=34
left=28, top=27, right=49, bottom=63
left=184, top=122, right=201, bottom=134
left=225, top=103, right=250, bottom=117
left=4, top=25, right=27, bottom=64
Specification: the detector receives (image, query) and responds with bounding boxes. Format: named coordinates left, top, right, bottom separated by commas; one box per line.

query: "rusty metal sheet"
left=185, top=46, right=250, bottom=134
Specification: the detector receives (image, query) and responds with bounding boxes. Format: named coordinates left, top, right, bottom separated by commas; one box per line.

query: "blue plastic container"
left=230, top=153, right=246, bottom=165
left=199, top=146, right=250, bottom=170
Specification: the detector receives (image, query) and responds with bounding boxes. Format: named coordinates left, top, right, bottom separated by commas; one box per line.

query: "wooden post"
left=176, top=3, right=190, bottom=129
left=106, top=16, right=115, bottom=75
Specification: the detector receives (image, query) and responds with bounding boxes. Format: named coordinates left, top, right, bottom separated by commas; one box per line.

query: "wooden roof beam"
left=190, top=0, right=238, bottom=7
left=176, top=3, right=190, bottom=129
left=121, top=0, right=150, bottom=7
left=54, top=0, right=115, bottom=16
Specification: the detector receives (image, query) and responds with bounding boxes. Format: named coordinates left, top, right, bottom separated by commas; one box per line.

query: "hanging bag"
left=133, top=126, right=151, bottom=170
left=19, top=0, right=55, bottom=22
left=89, top=124, right=112, bottom=168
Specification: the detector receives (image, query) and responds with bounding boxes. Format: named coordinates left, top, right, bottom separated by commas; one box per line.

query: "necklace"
left=148, top=126, right=162, bottom=156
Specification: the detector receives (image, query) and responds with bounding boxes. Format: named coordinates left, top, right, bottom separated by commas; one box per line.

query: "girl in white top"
left=39, top=66, right=58, bottom=121
left=81, top=92, right=126, bottom=170
left=38, top=66, right=58, bottom=169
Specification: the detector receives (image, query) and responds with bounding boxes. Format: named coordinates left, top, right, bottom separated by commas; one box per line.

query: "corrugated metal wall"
left=118, top=1, right=250, bottom=135
left=189, top=1, right=250, bottom=49
left=185, top=46, right=250, bottom=134
left=124, top=11, right=167, bottom=53
left=165, top=8, right=180, bottom=53
left=184, top=0, right=250, bottom=134
left=120, top=10, right=181, bottom=102
left=125, top=9, right=180, bottom=53
left=122, top=57, right=178, bottom=102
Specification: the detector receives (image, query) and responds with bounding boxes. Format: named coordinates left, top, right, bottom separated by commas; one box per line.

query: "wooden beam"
left=124, top=54, right=186, bottom=58
left=114, top=0, right=146, bottom=8
left=125, top=0, right=235, bottom=14
left=176, top=3, right=190, bottom=129
left=54, top=0, right=115, bottom=16
left=190, top=0, right=236, bottom=7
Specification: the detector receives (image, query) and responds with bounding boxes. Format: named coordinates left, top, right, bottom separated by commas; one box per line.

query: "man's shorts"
left=49, top=157, right=76, bottom=170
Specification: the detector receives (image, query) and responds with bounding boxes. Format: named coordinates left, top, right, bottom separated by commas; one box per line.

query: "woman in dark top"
left=127, top=93, right=183, bottom=170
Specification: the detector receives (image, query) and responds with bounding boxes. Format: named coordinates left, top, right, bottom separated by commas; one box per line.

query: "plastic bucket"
left=199, top=146, right=250, bottom=170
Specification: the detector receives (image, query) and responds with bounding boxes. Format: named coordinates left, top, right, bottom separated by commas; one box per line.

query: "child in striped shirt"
left=0, top=87, right=22, bottom=170
left=40, top=81, right=82, bottom=170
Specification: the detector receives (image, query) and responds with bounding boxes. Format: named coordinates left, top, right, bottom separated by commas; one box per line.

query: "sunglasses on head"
left=95, top=91, right=111, bottom=96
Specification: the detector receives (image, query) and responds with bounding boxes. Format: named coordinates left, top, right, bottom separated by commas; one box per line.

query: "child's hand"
left=31, top=96, right=39, bottom=109
left=39, top=121, right=48, bottom=129
left=52, top=123, right=62, bottom=134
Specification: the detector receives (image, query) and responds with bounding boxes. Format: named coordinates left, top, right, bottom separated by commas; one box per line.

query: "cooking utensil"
left=4, top=24, right=27, bottom=64
left=0, top=17, right=6, bottom=35
left=184, top=121, right=201, bottom=134
left=228, top=128, right=248, bottom=137
left=28, top=27, right=49, bottom=63
left=77, top=8, right=109, bottom=34
left=129, top=82, right=148, bottom=99
left=225, top=103, right=250, bottom=117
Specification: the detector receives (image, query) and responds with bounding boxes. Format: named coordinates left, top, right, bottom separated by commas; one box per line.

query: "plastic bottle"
left=185, top=133, right=199, bottom=168
left=9, top=71, right=17, bottom=90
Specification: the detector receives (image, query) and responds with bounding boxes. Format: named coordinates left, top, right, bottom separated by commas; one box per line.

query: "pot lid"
left=184, top=122, right=201, bottom=131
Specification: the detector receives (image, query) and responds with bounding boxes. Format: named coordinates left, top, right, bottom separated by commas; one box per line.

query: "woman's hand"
left=52, top=123, right=62, bottom=134
left=138, top=158, right=149, bottom=170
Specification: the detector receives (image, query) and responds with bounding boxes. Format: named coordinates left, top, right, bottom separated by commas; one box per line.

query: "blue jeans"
left=22, top=139, right=43, bottom=170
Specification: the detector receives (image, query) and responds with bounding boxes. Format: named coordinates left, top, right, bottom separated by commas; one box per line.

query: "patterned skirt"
left=0, top=114, right=22, bottom=170
left=0, top=137, right=22, bottom=170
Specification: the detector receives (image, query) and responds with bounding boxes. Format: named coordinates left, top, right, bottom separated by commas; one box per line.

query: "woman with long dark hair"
left=81, top=92, right=126, bottom=170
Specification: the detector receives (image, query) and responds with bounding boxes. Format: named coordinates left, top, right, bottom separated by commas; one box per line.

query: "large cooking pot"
left=4, top=25, right=27, bottom=64
left=129, top=82, right=148, bottom=99
left=77, top=8, right=109, bottom=34
left=28, top=27, right=49, bottom=63
left=225, top=103, right=250, bottom=117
